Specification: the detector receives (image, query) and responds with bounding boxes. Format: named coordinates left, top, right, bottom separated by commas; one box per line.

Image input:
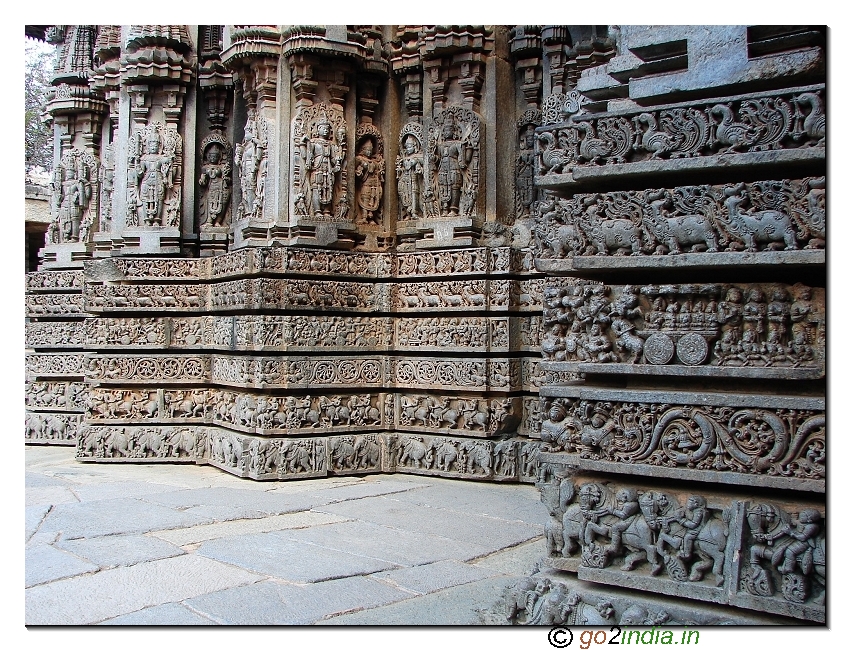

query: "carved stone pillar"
left=39, top=26, right=108, bottom=269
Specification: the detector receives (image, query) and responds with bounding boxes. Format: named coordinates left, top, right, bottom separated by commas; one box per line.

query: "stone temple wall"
left=25, top=25, right=825, bottom=624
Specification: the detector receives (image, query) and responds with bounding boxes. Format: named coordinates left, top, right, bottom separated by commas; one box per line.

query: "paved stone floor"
left=25, top=445, right=547, bottom=626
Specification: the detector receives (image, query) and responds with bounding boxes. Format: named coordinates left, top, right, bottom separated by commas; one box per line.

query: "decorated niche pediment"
left=291, top=103, right=349, bottom=222
left=47, top=148, right=99, bottom=245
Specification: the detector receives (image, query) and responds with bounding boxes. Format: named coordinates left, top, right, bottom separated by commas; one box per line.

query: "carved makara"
left=48, top=148, right=99, bottom=244
left=292, top=103, right=347, bottom=221
left=127, top=122, right=181, bottom=228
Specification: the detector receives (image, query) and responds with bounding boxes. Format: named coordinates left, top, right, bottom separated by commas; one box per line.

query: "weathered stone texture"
left=26, top=24, right=825, bottom=624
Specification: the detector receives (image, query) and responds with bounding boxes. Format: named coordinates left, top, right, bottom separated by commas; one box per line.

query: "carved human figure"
left=657, top=495, right=707, bottom=560
left=303, top=118, right=345, bottom=217
left=235, top=113, right=264, bottom=219
left=431, top=113, right=472, bottom=216
left=354, top=137, right=383, bottom=224
left=135, top=131, right=174, bottom=226
left=198, top=143, right=231, bottom=227
left=51, top=161, right=89, bottom=242
left=99, top=147, right=114, bottom=232
left=750, top=508, right=821, bottom=575
left=397, top=134, right=425, bottom=220
left=584, top=487, right=640, bottom=554
left=516, top=123, right=537, bottom=217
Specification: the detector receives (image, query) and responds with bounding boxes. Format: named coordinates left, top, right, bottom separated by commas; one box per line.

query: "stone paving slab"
left=321, top=575, right=519, bottom=625
left=472, top=538, right=546, bottom=577
left=274, top=519, right=490, bottom=566
left=38, top=497, right=214, bottom=540
left=150, top=511, right=350, bottom=547
left=195, top=532, right=398, bottom=583
left=99, top=602, right=216, bottom=625
left=25, top=554, right=262, bottom=625
left=372, top=559, right=501, bottom=595
left=387, top=479, right=550, bottom=527
left=56, top=533, right=185, bottom=568
left=25, top=485, right=79, bottom=507
left=67, top=480, right=196, bottom=503
left=25, top=471, right=74, bottom=488
left=316, top=494, right=543, bottom=553
left=25, top=504, right=51, bottom=542
left=185, top=576, right=412, bottom=625
left=25, top=544, right=99, bottom=587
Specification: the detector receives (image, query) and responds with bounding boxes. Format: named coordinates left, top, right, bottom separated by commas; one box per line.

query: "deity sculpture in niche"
left=98, top=144, right=114, bottom=233
left=292, top=104, right=347, bottom=220
left=127, top=122, right=181, bottom=227
left=426, top=106, right=480, bottom=218
left=49, top=148, right=98, bottom=244
left=198, top=134, right=233, bottom=228
left=516, top=110, right=541, bottom=218
left=354, top=126, right=385, bottom=225
left=234, top=110, right=268, bottom=220
left=396, top=122, right=426, bottom=221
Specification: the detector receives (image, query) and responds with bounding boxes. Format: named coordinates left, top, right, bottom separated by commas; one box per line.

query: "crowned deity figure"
left=303, top=117, right=345, bottom=217
left=135, top=131, right=174, bottom=226
left=51, top=159, right=90, bottom=243
left=396, top=133, right=425, bottom=220
left=431, top=113, right=473, bottom=217
left=354, top=137, right=384, bottom=225
left=199, top=143, right=231, bottom=227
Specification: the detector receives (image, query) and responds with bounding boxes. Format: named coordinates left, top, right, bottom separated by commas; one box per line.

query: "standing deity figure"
left=396, top=131, right=425, bottom=220
left=199, top=142, right=231, bottom=227
left=98, top=145, right=114, bottom=233
left=135, top=131, right=174, bottom=226
left=431, top=113, right=473, bottom=217
left=234, top=112, right=265, bottom=220
left=51, top=161, right=90, bottom=243
left=303, top=118, right=345, bottom=217
left=516, top=121, right=538, bottom=218
left=354, top=137, right=384, bottom=225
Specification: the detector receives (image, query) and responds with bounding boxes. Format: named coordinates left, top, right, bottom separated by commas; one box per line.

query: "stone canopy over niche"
left=26, top=24, right=825, bottom=625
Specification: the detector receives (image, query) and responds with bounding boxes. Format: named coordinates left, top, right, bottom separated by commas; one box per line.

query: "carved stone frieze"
left=85, top=317, right=167, bottom=347
left=243, top=435, right=326, bottom=480
left=26, top=270, right=84, bottom=291
left=541, top=280, right=824, bottom=378
left=534, top=177, right=826, bottom=262
left=535, top=86, right=825, bottom=182
left=210, top=356, right=385, bottom=389
left=76, top=424, right=208, bottom=462
left=26, top=353, right=86, bottom=378
left=85, top=355, right=210, bottom=384
left=395, top=395, right=520, bottom=437
left=26, top=322, right=85, bottom=348
left=537, top=388, right=824, bottom=491
left=26, top=411, right=82, bottom=445
left=26, top=293, right=85, bottom=317
left=26, top=381, right=86, bottom=411
left=533, top=456, right=825, bottom=622
left=87, top=257, right=206, bottom=280
left=85, top=283, right=205, bottom=312
left=284, top=249, right=394, bottom=278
